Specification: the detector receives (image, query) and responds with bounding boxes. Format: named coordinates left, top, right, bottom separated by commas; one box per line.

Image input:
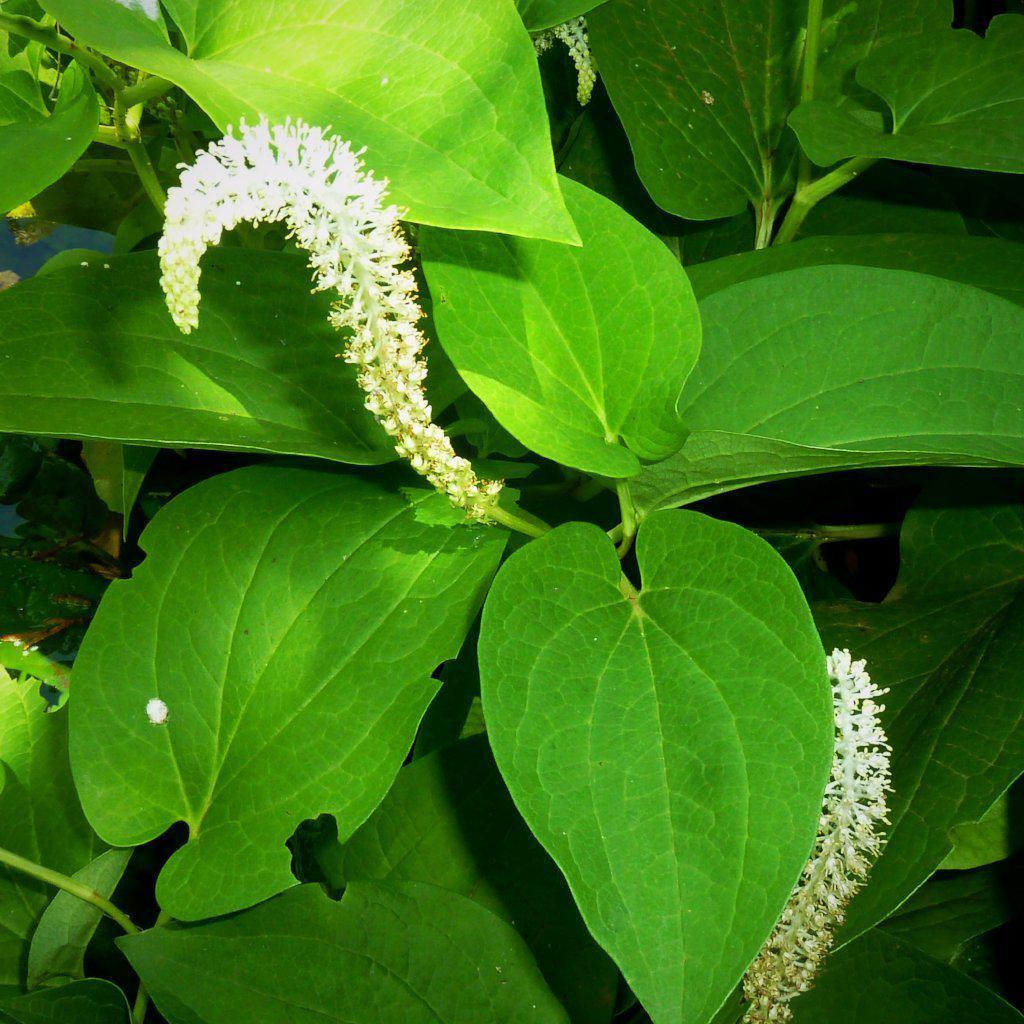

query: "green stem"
left=486, top=503, right=552, bottom=539
left=793, top=0, right=825, bottom=197
left=130, top=909, right=172, bottom=1024
left=120, top=75, right=174, bottom=109
left=615, top=480, right=637, bottom=559
left=756, top=522, right=899, bottom=542
left=754, top=195, right=777, bottom=249
left=0, top=12, right=122, bottom=92
left=773, top=155, right=876, bottom=245
left=114, top=89, right=166, bottom=214
left=0, top=845, right=139, bottom=935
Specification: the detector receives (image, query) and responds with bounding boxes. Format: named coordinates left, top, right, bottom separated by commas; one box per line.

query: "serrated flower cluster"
left=533, top=16, right=597, bottom=105
left=742, top=649, right=891, bottom=1024
left=158, top=117, right=502, bottom=516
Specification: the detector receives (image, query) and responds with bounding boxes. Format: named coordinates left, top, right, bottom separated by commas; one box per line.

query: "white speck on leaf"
left=146, top=698, right=169, bottom=725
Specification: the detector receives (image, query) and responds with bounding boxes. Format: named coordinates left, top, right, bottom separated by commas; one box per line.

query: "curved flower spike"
left=158, top=118, right=502, bottom=518
left=742, top=649, right=892, bottom=1023
left=533, top=16, right=597, bottom=105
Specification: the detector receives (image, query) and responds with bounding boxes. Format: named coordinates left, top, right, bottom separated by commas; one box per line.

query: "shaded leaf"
left=0, top=979, right=130, bottom=1024
left=27, top=849, right=132, bottom=988
left=480, top=512, right=832, bottom=1024
left=942, top=783, right=1024, bottom=870
left=422, top=177, right=699, bottom=477
left=80, top=444, right=155, bottom=521
left=0, top=251, right=393, bottom=463
left=340, top=734, right=618, bottom=1024
left=791, top=16, right=1024, bottom=174
left=70, top=464, right=506, bottom=920
left=816, top=483, right=1024, bottom=941
left=517, top=0, right=606, bottom=31
left=122, top=882, right=570, bottom=1024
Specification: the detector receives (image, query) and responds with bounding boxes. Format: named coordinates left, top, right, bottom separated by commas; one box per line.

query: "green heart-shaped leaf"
left=480, top=511, right=832, bottom=1024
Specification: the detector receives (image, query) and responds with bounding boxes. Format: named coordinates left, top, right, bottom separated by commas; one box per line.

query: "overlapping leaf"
left=791, top=16, right=1024, bottom=175
left=70, top=465, right=506, bottom=920
left=816, top=483, right=1024, bottom=940
left=517, top=0, right=604, bottom=31
left=121, top=882, right=570, bottom=1024
left=0, top=65, right=98, bottom=215
left=480, top=511, right=832, bottom=1024
left=0, top=979, right=130, bottom=1024
left=0, top=251, right=393, bottom=463
left=39, top=0, right=577, bottom=242
left=0, top=669, right=102, bottom=986
left=421, top=177, right=700, bottom=477
left=339, top=735, right=618, bottom=1024
left=633, top=265, right=1024, bottom=513
left=587, top=0, right=949, bottom=220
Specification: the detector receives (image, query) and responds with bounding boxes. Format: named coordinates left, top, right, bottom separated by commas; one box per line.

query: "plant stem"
left=793, top=0, right=825, bottom=197
left=754, top=195, right=777, bottom=249
left=0, top=845, right=139, bottom=935
left=0, top=12, right=122, bottom=93
left=486, top=503, right=552, bottom=539
left=773, top=155, right=875, bottom=245
left=120, top=75, right=174, bottom=109
left=114, top=88, right=166, bottom=214
left=755, top=522, right=899, bottom=542
left=615, top=480, right=637, bottom=559
left=130, top=909, right=172, bottom=1024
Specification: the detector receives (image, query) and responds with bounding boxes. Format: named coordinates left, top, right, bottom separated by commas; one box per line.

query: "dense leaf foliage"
left=1, top=1, right=1023, bottom=1023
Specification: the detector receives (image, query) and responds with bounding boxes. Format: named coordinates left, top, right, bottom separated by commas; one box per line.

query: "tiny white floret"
left=146, top=697, right=169, bottom=725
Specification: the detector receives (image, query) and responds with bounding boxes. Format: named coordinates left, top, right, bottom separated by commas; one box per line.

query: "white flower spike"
left=742, top=649, right=891, bottom=1024
left=158, top=118, right=502, bottom=518
left=533, top=17, right=597, bottom=105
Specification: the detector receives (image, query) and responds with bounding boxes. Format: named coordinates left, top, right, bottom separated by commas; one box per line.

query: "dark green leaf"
left=0, top=979, right=130, bottom=1024
left=70, top=465, right=506, bottom=920
left=791, top=16, right=1024, bottom=174
left=121, top=882, right=570, bottom=1024
left=517, top=0, right=605, bottom=31
left=942, top=783, right=1024, bottom=870
left=816, top=483, right=1024, bottom=940
left=0, top=251, right=394, bottom=463
left=26, top=848, right=132, bottom=988
left=340, top=734, right=618, bottom=1024
left=80, top=444, right=155, bottom=521
left=41, top=0, right=578, bottom=243
left=480, top=512, right=832, bottom=1024
left=422, top=178, right=700, bottom=477
left=789, top=929, right=1023, bottom=1024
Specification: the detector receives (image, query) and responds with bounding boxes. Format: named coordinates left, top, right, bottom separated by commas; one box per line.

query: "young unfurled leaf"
left=816, top=482, right=1024, bottom=942
left=70, top=465, right=506, bottom=920
left=479, top=511, right=832, bottom=1024
left=422, top=177, right=700, bottom=477
left=791, top=16, right=1024, bottom=175
left=39, top=0, right=578, bottom=243
left=121, top=882, right=571, bottom=1024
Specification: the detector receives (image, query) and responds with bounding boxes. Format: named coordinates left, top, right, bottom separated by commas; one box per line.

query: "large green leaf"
left=0, top=979, right=130, bottom=1024
left=587, top=0, right=949, bottom=220
left=0, top=669, right=102, bottom=987
left=633, top=265, right=1024, bottom=514
left=421, top=177, right=700, bottom=477
left=816, top=483, right=1024, bottom=941
left=686, top=234, right=1024, bottom=304
left=0, top=65, right=98, bottom=215
left=122, top=882, right=569, bottom=1024
left=879, top=866, right=1015, bottom=963
left=26, top=849, right=132, bottom=988
left=479, top=512, right=832, bottom=1024
left=791, top=16, right=1024, bottom=174
left=339, top=734, right=617, bottom=1024
left=70, top=465, right=506, bottom=920
left=789, top=929, right=1023, bottom=1024
left=942, top=784, right=1024, bottom=870
left=0, top=251, right=393, bottom=463
left=40, top=0, right=577, bottom=243
left=517, top=0, right=604, bottom=31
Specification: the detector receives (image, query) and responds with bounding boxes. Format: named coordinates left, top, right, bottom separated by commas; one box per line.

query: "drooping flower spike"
left=158, top=118, right=502, bottom=518
left=533, top=16, right=597, bottom=105
left=742, top=649, right=892, bottom=1023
